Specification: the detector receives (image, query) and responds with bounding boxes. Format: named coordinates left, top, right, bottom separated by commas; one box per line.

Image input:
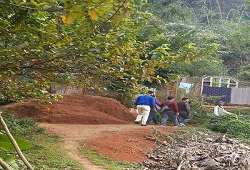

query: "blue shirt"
left=134, top=95, right=156, bottom=107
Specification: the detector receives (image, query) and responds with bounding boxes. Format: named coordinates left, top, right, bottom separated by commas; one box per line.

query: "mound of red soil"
left=6, top=94, right=136, bottom=124
left=85, top=128, right=157, bottom=162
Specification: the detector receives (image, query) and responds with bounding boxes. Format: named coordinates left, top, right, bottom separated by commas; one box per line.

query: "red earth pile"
left=6, top=94, right=136, bottom=124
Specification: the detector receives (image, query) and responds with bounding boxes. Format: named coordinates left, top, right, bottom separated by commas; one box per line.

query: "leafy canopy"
left=0, top=0, right=150, bottom=102
left=0, top=0, right=219, bottom=104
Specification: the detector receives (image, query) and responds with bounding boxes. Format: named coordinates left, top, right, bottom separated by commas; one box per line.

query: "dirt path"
left=39, top=123, right=149, bottom=170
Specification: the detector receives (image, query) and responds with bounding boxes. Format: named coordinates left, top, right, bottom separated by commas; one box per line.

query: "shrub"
left=188, top=98, right=213, bottom=125
left=1, top=110, right=44, bottom=138
left=209, top=110, right=250, bottom=143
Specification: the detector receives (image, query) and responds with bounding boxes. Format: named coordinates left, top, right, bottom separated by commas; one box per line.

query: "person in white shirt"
left=214, top=101, right=231, bottom=116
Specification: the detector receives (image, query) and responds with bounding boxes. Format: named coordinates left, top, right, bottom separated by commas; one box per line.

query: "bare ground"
left=6, top=94, right=176, bottom=169
left=39, top=123, right=163, bottom=170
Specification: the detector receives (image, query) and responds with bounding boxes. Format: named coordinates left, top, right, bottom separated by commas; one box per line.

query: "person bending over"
left=177, top=97, right=191, bottom=127
left=160, top=96, right=179, bottom=127
left=133, top=91, right=156, bottom=126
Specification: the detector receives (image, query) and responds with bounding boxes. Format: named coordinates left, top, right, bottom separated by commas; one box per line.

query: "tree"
left=0, top=0, right=156, bottom=168
left=0, top=0, right=152, bottom=103
left=137, top=0, right=220, bottom=90
left=140, top=0, right=250, bottom=82
left=239, top=64, right=250, bottom=81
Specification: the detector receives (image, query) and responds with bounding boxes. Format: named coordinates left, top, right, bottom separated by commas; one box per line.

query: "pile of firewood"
left=140, top=128, right=250, bottom=170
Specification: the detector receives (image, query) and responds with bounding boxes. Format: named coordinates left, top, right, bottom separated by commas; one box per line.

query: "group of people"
left=133, top=91, right=191, bottom=127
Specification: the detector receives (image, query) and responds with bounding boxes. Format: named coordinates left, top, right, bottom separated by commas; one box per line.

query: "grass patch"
left=23, top=133, right=84, bottom=170
left=2, top=111, right=84, bottom=170
left=79, top=148, right=139, bottom=170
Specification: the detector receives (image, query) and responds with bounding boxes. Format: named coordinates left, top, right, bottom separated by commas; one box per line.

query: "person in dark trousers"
left=133, top=91, right=157, bottom=126
left=160, top=96, right=179, bottom=127
left=177, top=97, right=191, bottom=127
left=146, top=93, right=161, bottom=125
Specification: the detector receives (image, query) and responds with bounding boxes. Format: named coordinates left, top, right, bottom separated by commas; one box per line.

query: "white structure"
left=201, top=76, right=250, bottom=105
left=201, top=76, right=238, bottom=94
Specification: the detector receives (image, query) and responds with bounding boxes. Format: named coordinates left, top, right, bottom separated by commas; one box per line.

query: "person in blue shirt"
left=133, top=91, right=157, bottom=126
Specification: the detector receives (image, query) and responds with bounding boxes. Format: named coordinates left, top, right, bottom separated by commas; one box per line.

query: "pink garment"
left=155, top=99, right=162, bottom=105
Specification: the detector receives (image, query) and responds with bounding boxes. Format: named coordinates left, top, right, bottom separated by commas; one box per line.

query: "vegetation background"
left=0, top=0, right=250, bottom=169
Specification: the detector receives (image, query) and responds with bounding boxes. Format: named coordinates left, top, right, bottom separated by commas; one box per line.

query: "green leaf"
left=0, top=134, right=32, bottom=151
left=4, top=154, right=19, bottom=169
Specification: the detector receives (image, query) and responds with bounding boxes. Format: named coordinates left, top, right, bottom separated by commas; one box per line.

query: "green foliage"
left=1, top=110, right=82, bottom=169
left=145, top=0, right=195, bottom=23
left=174, top=59, right=227, bottom=77
left=105, top=76, right=141, bottom=107
left=0, top=134, right=32, bottom=151
left=188, top=98, right=214, bottom=125
left=1, top=0, right=235, bottom=106
left=0, top=0, right=155, bottom=103
left=214, top=20, right=250, bottom=78
left=138, top=0, right=222, bottom=90
left=0, top=151, right=19, bottom=169
left=141, top=0, right=250, bottom=81
left=209, top=110, right=250, bottom=143
left=0, top=133, right=31, bottom=169
left=239, top=64, right=250, bottom=81
left=0, top=0, right=249, bottom=105
left=227, top=120, right=250, bottom=139
left=0, top=110, right=38, bottom=169
left=1, top=110, right=43, bottom=137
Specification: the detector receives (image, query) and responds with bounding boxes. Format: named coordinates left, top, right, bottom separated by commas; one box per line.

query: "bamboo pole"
left=0, top=111, right=34, bottom=170
left=0, top=157, right=11, bottom=170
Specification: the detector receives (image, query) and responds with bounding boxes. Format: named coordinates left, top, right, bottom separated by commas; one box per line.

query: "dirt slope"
left=6, top=94, right=136, bottom=124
